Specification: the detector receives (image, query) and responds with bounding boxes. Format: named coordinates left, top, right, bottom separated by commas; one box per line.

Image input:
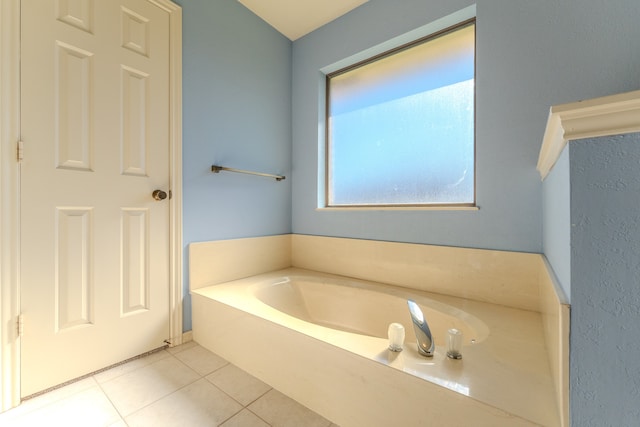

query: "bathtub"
left=254, top=274, right=489, bottom=351
left=192, top=268, right=559, bottom=426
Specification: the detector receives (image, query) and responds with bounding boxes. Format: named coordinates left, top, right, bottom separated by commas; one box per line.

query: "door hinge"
left=17, top=140, right=24, bottom=162
left=17, top=314, right=24, bottom=337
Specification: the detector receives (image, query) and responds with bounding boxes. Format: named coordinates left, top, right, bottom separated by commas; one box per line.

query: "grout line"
left=94, top=359, right=141, bottom=426
left=202, top=371, right=273, bottom=409
left=216, top=407, right=246, bottom=427
left=170, top=348, right=228, bottom=379
left=95, top=380, right=129, bottom=427
left=14, top=343, right=331, bottom=427
left=22, top=346, right=168, bottom=401
left=98, top=347, right=204, bottom=422
left=93, top=350, right=174, bottom=385
left=245, top=406, right=274, bottom=427
left=243, top=387, right=273, bottom=408
left=115, top=346, right=235, bottom=422
left=116, top=351, right=204, bottom=420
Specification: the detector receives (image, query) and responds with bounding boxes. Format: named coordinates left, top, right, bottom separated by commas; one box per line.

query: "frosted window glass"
left=327, top=22, right=475, bottom=206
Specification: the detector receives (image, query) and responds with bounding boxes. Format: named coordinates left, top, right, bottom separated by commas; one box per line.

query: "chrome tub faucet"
left=407, top=300, right=435, bottom=357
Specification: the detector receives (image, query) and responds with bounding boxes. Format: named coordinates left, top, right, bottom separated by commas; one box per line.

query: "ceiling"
left=237, top=0, right=369, bottom=41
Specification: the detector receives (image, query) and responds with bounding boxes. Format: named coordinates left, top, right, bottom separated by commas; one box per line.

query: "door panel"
left=20, top=0, right=170, bottom=396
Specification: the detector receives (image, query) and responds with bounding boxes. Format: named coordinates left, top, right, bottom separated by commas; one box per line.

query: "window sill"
left=316, top=205, right=479, bottom=212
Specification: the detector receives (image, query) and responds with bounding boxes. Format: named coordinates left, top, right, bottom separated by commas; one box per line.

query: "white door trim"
left=0, top=0, right=183, bottom=411
left=0, top=0, right=21, bottom=413
left=154, top=0, right=185, bottom=351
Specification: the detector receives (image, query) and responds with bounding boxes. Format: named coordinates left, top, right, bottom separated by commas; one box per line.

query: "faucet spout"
left=407, top=300, right=435, bottom=357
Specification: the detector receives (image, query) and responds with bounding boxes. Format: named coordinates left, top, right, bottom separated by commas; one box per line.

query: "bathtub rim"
left=191, top=267, right=560, bottom=426
left=250, top=272, right=491, bottom=346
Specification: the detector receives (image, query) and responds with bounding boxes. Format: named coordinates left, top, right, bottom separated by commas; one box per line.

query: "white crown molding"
left=537, top=90, right=640, bottom=180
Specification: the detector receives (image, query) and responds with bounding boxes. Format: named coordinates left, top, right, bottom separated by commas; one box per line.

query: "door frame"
left=0, top=0, right=183, bottom=411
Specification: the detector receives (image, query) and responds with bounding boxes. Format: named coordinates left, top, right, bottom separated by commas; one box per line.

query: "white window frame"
left=319, top=8, right=477, bottom=211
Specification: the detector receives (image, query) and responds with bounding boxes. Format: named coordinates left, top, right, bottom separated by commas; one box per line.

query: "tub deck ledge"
left=192, top=268, right=559, bottom=427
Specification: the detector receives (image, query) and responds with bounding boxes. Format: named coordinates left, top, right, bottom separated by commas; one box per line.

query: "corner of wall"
left=539, top=256, right=570, bottom=427
left=188, top=234, right=292, bottom=291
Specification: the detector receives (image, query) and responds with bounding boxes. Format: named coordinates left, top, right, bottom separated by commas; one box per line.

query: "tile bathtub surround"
left=192, top=284, right=559, bottom=426
left=291, top=234, right=542, bottom=312
left=189, top=235, right=291, bottom=290
left=189, top=234, right=543, bottom=311
left=0, top=343, right=336, bottom=427
left=189, top=234, right=570, bottom=426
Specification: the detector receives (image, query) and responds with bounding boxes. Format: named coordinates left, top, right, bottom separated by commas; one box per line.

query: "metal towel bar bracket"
left=211, top=165, right=286, bottom=181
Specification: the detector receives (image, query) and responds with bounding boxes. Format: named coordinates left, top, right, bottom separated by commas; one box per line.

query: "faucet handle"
left=446, top=328, right=463, bottom=359
left=388, top=323, right=405, bottom=352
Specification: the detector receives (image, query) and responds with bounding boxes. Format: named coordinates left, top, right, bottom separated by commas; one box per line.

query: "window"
left=325, top=20, right=475, bottom=207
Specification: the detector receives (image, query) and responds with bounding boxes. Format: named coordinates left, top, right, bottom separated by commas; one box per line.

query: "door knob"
left=152, top=190, right=168, bottom=201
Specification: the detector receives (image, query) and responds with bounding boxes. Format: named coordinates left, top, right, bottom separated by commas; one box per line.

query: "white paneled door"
left=20, top=0, right=171, bottom=396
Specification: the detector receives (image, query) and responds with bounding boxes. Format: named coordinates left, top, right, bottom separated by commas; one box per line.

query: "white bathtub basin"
left=254, top=274, right=489, bottom=348
left=192, top=268, right=559, bottom=426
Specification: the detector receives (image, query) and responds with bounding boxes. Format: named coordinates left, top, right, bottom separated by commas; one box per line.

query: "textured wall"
left=291, top=0, right=640, bottom=253
left=177, top=0, right=292, bottom=330
left=570, top=133, right=640, bottom=426
left=543, top=146, right=571, bottom=301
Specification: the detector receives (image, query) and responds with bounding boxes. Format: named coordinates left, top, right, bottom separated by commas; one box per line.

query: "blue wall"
left=178, top=0, right=292, bottom=330
left=291, top=0, right=640, bottom=253
left=543, top=147, right=571, bottom=300
left=177, top=0, right=640, bottom=328
left=569, top=133, right=640, bottom=426
left=176, top=1, right=640, bottom=424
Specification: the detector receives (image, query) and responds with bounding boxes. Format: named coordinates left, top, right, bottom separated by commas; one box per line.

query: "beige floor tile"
left=173, top=344, right=229, bottom=376
left=249, top=389, right=332, bottom=427
left=206, top=364, right=271, bottom=406
left=0, top=376, right=99, bottom=423
left=125, top=378, right=243, bottom=427
left=1, top=345, right=334, bottom=427
left=221, top=409, right=270, bottom=427
left=4, top=386, right=122, bottom=427
left=100, top=356, right=200, bottom=416
left=165, top=340, right=199, bottom=355
left=0, top=410, right=20, bottom=426
left=94, top=349, right=171, bottom=383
